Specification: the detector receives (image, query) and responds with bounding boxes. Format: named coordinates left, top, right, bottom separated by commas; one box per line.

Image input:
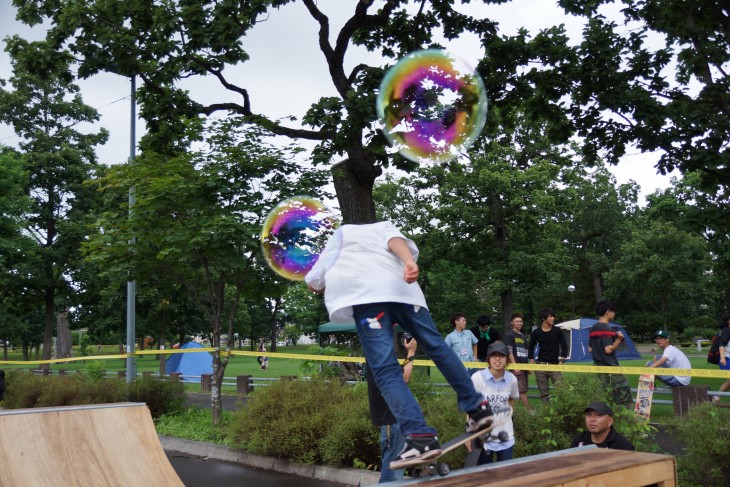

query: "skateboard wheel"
left=497, top=431, right=509, bottom=442
left=437, top=463, right=450, bottom=476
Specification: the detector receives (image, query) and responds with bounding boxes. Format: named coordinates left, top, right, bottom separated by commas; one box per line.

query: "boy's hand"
left=403, top=261, right=419, bottom=283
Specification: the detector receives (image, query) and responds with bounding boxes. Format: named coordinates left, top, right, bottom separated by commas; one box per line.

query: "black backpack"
left=708, top=334, right=721, bottom=365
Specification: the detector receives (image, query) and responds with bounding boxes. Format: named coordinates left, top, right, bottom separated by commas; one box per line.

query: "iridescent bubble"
left=261, top=196, right=340, bottom=281
left=376, top=49, right=488, bottom=164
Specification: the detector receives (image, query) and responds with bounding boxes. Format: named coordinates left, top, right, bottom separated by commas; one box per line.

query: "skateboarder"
left=305, top=221, right=493, bottom=468
left=571, top=402, right=635, bottom=450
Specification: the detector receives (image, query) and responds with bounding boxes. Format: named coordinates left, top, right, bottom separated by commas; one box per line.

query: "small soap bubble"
left=261, top=196, right=340, bottom=281
left=376, top=49, right=488, bottom=164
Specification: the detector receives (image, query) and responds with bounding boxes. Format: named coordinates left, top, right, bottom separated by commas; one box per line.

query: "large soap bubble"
left=261, top=196, right=340, bottom=281
left=377, top=49, right=488, bottom=164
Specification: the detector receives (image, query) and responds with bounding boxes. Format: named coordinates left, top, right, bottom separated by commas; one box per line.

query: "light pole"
left=125, top=75, right=137, bottom=384
left=568, top=284, right=576, bottom=316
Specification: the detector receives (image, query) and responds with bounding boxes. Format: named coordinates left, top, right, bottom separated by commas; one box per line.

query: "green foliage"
left=229, top=378, right=378, bottom=467
left=299, top=345, right=355, bottom=378
left=156, top=407, right=234, bottom=445
left=513, top=376, right=655, bottom=457
left=3, top=370, right=183, bottom=417
left=126, top=375, right=185, bottom=419
left=674, top=403, right=730, bottom=486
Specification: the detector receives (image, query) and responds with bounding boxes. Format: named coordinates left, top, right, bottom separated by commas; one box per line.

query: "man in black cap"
left=570, top=401, right=634, bottom=451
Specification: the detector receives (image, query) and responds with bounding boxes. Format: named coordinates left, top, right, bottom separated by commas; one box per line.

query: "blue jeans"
left=477, top=445, right=514, bottom=465
left=353, top=302, right=484, bottom=437
left=647, top=357, right=685, bottom=387
left=379, top=424, right=405, bottom=483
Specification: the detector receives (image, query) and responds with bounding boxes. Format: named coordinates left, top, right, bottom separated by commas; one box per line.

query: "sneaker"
left=389, top=433, right=442, bottom=469
left=466, top=400, right=494, bottom=432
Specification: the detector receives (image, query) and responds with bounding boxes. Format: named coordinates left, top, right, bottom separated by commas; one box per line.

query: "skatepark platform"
left=389, top=446, right=677, bottom=486
left=0, top=403, right=184, bottom=487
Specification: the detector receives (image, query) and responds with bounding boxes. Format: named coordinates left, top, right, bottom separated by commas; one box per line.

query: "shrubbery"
left=673, top=402, right=730, bottom=486
left=229, top=377, right=379, bottom=466
left=2, top=368, right=185, bottom=418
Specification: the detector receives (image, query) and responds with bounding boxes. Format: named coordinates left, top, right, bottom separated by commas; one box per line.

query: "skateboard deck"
left=634, top=373, right=655, bottom=421
left=391, top=408, right=513, bottom=474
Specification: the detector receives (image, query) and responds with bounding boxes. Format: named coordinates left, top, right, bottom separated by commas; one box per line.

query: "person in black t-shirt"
left=504, top=313, right=530, bottom=408
left=366, top=334, right=417, bottom=483
left=589, top=300, right=633, bottom=409
left=528, top=307, right=567, bottom=402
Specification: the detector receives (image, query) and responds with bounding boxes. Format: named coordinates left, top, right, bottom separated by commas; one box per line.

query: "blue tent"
left=165, top=342, right=213, bottom=382
left=555, top=318, right=642, bottom=362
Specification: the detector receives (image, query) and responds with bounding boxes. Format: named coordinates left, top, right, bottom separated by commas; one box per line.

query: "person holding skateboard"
left=305, top=221, right=494, bottom=469
left=589, top=300, right=633, bottom=409
left=646, top=330, right=691, bottom=387
left=470, top=342, right=519, bottom=464
left=570, top=402, right=635, bottom=450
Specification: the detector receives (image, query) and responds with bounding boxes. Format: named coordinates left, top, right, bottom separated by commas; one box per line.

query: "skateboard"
left=393, top=408, right=513, bottom=477
left=634, top=373, right=655, bottom=421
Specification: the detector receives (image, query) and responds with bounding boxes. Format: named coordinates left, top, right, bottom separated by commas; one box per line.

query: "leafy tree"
left=559, top=0, right=730, bottom=197
left=562, top=165, right=639, bottom=306
left=0, top=38, right=108, bottom=364
left=603, top=219, right=712, bottom=337
left=13, top=0, right=622, bottom=225
left=85, top=120, right=328, bottom=423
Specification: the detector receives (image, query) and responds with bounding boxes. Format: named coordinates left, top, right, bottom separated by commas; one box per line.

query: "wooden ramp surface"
left=395, top=448, right=676, bottom=487
left=0, top=403, right=184, bottom=487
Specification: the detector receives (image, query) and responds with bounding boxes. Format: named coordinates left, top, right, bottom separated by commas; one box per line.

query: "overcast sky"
left=0, top=0, right=676, bottom=203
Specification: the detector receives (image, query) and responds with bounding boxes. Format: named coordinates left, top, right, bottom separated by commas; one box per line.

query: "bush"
left=674, top=403, right=730, bottom=486
left=3, top=370, right=183, bottom=418
left=126, top=375, right=185, bottom=418
left=156, top=407, right=234, bottom=445
left=513, top=375, right=655, bottom=457
left=229, top=377, right=379, bottom=467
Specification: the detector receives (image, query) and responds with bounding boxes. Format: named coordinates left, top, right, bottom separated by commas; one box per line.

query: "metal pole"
left=126, top=76, right=137, bottom=384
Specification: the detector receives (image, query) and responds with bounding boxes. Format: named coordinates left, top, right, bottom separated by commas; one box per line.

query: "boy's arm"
left=387, top=237, right=419, bottom=283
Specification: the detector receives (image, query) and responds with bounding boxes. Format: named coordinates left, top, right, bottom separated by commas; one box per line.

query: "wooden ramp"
left=391, top=447, right=677, bottom=486
left=0, top=403, right=184, bottom=487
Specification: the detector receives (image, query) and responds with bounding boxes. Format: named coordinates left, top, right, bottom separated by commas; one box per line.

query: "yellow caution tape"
left=1, top=349, right=728, bottom=379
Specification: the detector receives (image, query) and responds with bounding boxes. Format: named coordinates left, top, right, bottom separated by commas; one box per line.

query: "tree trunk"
left=500, top=289, right=514, bottom=333
left=55, top=308, right=72, bottom=358
left=210, top=350, right=223, bottom=425
left=42, top=288, right=55, bottom=369
left=593, top=271, right=603, bottom=302
left=332, top=157, right=381, bottom=224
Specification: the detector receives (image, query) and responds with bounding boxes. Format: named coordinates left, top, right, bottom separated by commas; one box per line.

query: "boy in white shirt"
left=306, top=221, right=493, bottom=468
left=471, top=342, right=519, bottom=464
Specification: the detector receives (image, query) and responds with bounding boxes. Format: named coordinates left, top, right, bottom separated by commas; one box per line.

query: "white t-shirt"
left=471, top=369, right=519, bottom=451
left=305, top=222, right=428, bottom=323
left=661, top=345, right=691, bottom=385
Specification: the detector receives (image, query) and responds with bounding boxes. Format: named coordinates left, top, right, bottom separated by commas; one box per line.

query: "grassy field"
left=2, top=343, right=725, bottom=419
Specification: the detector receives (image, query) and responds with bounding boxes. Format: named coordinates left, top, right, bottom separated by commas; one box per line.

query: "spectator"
left=305, top=221, right=494, bottom=469
left=714, top=311, right=730, bottom=403
left=445, top=313, right=478, bottom=367
left=470, top=315, right=501, bottom=362
left=504, top=312, right=530, bottom=408
left=367, top=334, right=418, bottom=483
left=589, top=300, right=633, bottom=409
left=0, top=369, right=5, bottom=403
left=646, top=330, right=691, bottom=387
left=471, top=342, right=519, bottom=464
left=528, top=307, right=568, bottom=402
left=570, top=401, right=635, bottom=450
